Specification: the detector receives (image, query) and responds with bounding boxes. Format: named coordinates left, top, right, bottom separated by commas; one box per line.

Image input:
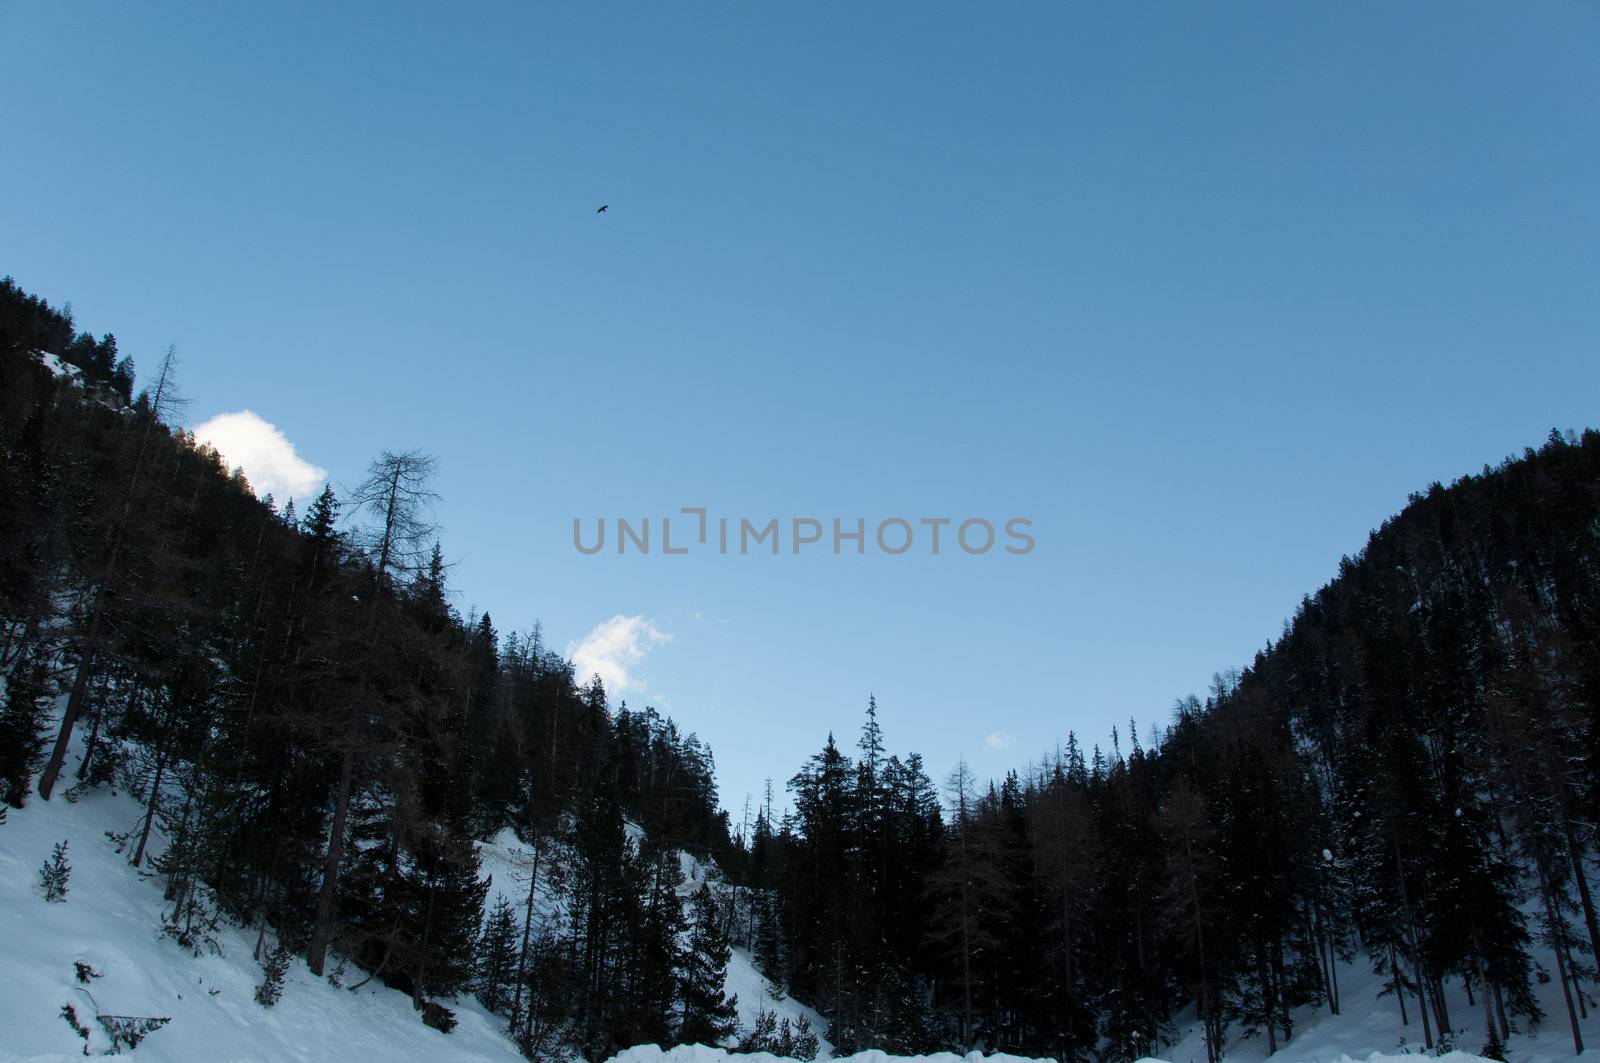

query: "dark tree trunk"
left=307, top=748, right=355, bottom=976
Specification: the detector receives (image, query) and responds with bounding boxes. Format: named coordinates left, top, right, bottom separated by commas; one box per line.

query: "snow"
left=477, top=826, right=563, bottom=925
left=5, top=781, right=1593, bottom=1063
left=723, top=941, right=834, bottom=1057
left=608, top=1047, right=1048, bottom=1063
left=5, top=717, right=1593, bottom=1063
left=1153, top=935, right=1600, bottom=1063
left=473, top=826, right=835, bottom=1058
left=0, top=774, right=523, bottom=1061
left=33, top=351, right=77, bottom=380
left=0, top=783, right=830, bottom=1062
left=677, top=851, right=835, bottom=1058
left=1137, top=1056, right=1505, bottom=1063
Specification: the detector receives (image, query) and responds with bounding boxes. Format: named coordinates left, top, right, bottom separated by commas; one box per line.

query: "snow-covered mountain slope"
left=475, top=826, right=835, bottom=1058
left=0, top=782, right=524, bottom=1062
left=0, top=790, right=828, bottom=1063
left=3, top=729, right=1581, bottom=1063
left=1, top=779, right=1573, bottom=1063
left=1152, top=939, right=1600, bottom=1063
left=677, top=850, right=834, bottom=1058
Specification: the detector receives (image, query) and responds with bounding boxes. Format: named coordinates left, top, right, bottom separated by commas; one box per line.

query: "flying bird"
left=596, top=204, right=608, bottom=213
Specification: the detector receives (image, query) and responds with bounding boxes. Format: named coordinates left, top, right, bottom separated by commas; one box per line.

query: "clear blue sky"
left=5, top=2, right=1598, bottom=820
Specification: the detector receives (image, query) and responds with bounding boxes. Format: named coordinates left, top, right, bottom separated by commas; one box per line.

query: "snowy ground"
left=2, top=781, right=1588, bottom=1063
left=0, top=781, right=525, bottom=1062
left=476, top=825, right=835, bottom=1058
left=0, top=763, right=825, bottom=1061
left=1151, top=942, right=1600, bottom=1063
left=608, top=1047, right=1049, bottom=1063
left=3, top=731, right=1592, bottom=1063
left=606, top=1046, right=1545, bottom=1063
left=1145, top=1055, right=1525, bottom=1063
left=606, top=1051, right=1516, bottom=1063
left=677, top=849, right=835, bottom=1058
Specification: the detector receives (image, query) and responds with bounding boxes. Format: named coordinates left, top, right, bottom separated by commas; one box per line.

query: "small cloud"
left=985, top=731, right=1015, bottom=750
left=567, top=615, right=671, bottom=698
left=193, top=410, right=326, bottom=502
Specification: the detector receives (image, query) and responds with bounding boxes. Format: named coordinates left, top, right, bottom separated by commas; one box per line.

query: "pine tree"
left=39, top=838, right=70, bottom=901
left=624, top=837, right=686, bottom=1045
left=0, top=653, right=51, bottom=806
left=736, top=1007, right=780, bottom=1052
left=753, top=888, right=784, bottom=985
left=928, top=760, right=1004, bottom=1051
left=477, top=894, right=521, bottom=1016
left=568, top=785, right=639, bottom=1058
left=256, top=941, right=291, bottom=1007
left=518, top=928, right=575, bottom=1061
left=785, top=1015, right=822, bottom=1060
left=679, top=883, right=738, bottom=1045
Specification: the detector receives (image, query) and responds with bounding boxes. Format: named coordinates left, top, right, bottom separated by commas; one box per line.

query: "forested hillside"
left=728, top=431, right=1600, bottom=1063
left=0, top=278, right=742, bottom=1060
left=6, top=276, right=1600, bottom=1063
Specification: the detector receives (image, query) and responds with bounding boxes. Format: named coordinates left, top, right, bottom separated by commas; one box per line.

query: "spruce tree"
left=39, top=838, right=70, bottom=901
left=256, top=942, right=291, bottom=1007
left=0, top=654, right=50, bottom=806
left=679, top=883, right=738, bottom=1046
left=477, top=894, right=521, bottom=1016
left=753, top=889, right=784, bottom=986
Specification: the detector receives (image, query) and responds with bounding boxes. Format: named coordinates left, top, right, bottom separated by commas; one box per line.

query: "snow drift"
left=608, top=1047, right=1050, bottom=1063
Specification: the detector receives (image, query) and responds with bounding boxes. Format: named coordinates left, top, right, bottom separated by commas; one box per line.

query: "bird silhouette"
left=596, top=205, right=608, bottom=213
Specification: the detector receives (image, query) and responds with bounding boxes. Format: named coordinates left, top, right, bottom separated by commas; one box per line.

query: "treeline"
left=732, top=430, right=1600, bottom=1063
left=0, top=279, right=737, bottom=1060
left=0, top=276, right=133, bottom=402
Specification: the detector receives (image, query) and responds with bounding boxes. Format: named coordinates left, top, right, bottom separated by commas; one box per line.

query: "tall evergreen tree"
left=680, top=884, right=738, bottom=1046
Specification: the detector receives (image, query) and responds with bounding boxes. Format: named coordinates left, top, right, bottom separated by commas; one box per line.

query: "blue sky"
left=5, top=2, right=1598, bottom=819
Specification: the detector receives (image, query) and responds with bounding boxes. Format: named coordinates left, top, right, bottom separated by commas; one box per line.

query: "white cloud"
left=567, top=615, right=672, bottom=698
left=985, top=731, right=1015, bottom=750
left=193, top=410, right=326, bottom=503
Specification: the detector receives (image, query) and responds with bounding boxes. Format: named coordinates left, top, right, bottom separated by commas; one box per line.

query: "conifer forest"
left=6, top=276, right=1600, bottom=1063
